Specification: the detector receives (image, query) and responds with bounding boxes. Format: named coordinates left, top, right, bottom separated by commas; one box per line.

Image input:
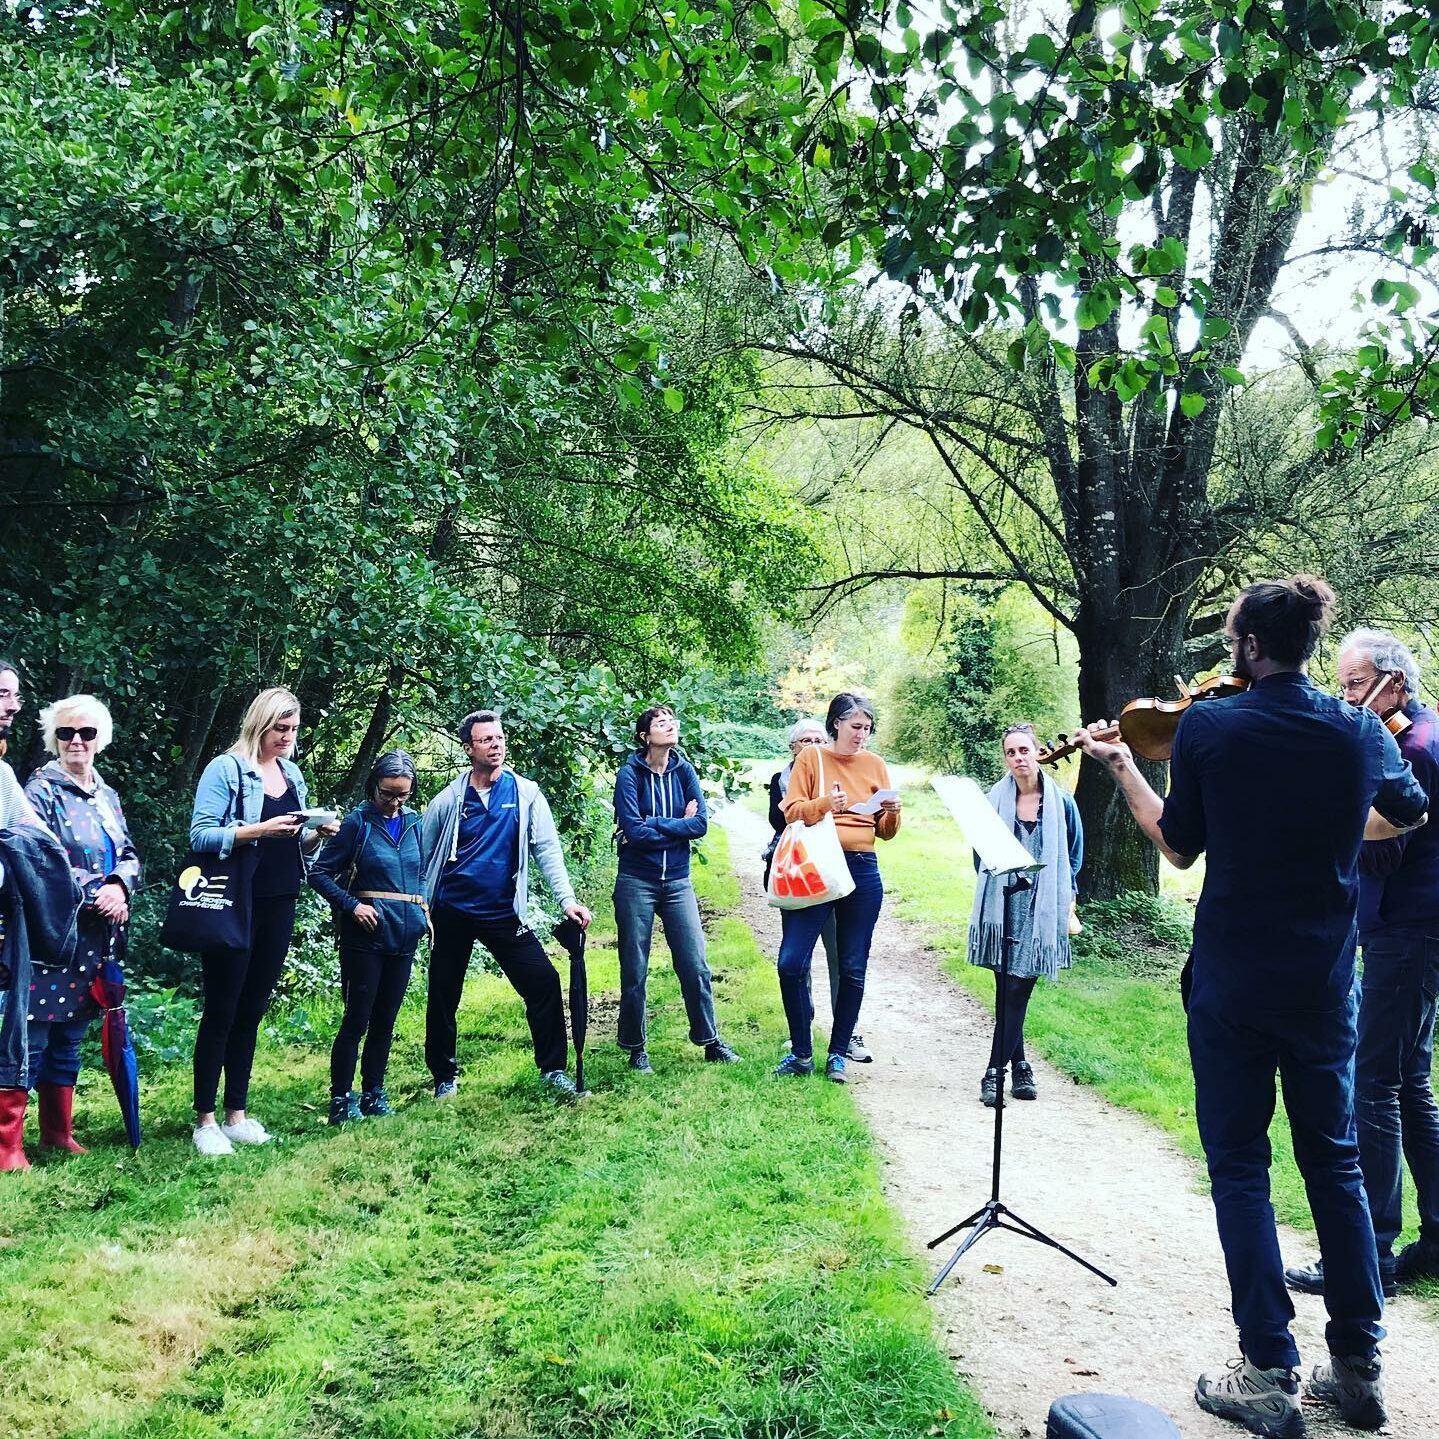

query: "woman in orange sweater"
left=773, top=692, right=901, bottom=1082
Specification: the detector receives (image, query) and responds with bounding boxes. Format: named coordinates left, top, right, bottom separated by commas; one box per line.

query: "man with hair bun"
left=1286, top=627, right=1439, bottom=1301
left=1078, top=576, right=1428, bottom=1438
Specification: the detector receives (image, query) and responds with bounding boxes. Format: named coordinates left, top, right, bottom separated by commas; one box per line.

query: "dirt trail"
left=718, top=802, right=1438, bottom=1439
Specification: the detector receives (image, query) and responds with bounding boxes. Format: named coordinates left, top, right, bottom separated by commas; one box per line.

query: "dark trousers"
left=425, top=904, right=567, bottom=1080
left=1356, top=931, right=1439, bottom=1258
left=331, top=945, right=415, bottom=1095
left=27, top=1016, right=89, bottom=1088
left=776, top=851, right=883, bottom=1060
left=987, top=973, right=1038, bottom=1071
left=193, top=894, right=297, bottom=1114
left=1188, top=981, right=1384, bottom=1369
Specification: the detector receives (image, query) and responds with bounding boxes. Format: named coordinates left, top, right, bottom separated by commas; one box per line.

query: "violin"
left=1038, top=674, right=1250, bottom=765
left=1356, top=671, right=1412, bottom=738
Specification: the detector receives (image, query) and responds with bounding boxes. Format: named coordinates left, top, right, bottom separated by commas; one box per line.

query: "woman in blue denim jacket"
left=188, top=687, right=338, bottom=1157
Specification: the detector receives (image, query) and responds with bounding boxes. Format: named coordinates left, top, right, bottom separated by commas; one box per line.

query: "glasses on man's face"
left=56, top=726, right=98, bottom=742
left=1338, top=672, right=1386, bottom=699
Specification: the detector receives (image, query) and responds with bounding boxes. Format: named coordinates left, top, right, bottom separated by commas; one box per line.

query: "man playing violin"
left=1076, top=576, right=1427, bottom=1439
left=1286, top=630, right=1439, bottom=1304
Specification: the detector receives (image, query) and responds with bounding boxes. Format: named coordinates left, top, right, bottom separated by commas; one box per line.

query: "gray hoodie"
left=420, top=767, right=577, bottom=924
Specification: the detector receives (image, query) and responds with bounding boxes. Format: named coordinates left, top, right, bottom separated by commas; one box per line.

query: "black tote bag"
left=159, top=757, right=258, bottom=953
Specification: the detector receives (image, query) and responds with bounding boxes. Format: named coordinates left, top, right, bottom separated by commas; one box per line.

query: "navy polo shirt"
left=1158, top=671, right=1427, bottom=1008
left=438, top=770, right=521, bottom=921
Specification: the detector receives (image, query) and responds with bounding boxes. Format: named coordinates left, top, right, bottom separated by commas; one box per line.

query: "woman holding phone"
left=188, top=687, right=338, bottom=1156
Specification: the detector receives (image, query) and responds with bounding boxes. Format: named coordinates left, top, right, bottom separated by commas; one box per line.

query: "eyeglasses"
left=793, top=735, right=825, bottom=746
left=55, top=726, right=98, bottom=742
left=375, top=787, right=412, bottom=803
left=1338, top=672, right=1390, bottom=698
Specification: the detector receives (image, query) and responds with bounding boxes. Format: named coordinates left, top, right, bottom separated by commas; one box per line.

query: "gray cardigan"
left=420, top=767, right=577, bottom=924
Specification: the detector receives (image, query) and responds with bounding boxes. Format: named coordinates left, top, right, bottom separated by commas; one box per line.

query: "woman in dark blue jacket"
left=612, top=706, right=739, bottom=1074
left=310, top=752, right=427, bottom=1123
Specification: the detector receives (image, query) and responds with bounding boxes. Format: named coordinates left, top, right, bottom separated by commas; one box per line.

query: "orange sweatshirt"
left=780, top=745, right=900, bottom=850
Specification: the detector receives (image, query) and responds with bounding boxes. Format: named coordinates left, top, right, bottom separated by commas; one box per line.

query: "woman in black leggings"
left=188, top=688, right=337, bottom=1156
left=310, top=751, right=426, bottom=1123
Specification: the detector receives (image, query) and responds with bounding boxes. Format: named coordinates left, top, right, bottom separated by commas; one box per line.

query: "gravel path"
left=718, top=801, right=1438, bottom=1439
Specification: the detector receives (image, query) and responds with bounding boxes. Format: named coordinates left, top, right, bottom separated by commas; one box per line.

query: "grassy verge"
left=0, top=827, right=991, bottom=1439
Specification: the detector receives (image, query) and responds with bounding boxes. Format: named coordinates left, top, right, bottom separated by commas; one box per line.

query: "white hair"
left=1341, top=629, right=1421, bottom=699
left=787, top=717, right=826, bottom=747
left=41, top=693, right=114, bottom=754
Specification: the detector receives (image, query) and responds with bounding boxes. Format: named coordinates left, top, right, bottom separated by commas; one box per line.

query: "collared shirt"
left=1158, top=671, right=1427, bottom=1007
left=1359, top=700, right=1439, bottom=939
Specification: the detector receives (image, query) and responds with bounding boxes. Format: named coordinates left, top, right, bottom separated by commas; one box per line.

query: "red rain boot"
left=0, top=1086, right=30, bottom=1171
left=38, top=1083, right=88, bottom=1155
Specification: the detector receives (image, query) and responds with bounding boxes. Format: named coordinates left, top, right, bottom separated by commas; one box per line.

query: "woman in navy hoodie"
left=613, top=706, right=740, bottom=1073
left=310, top=751, right=427, bottom=1124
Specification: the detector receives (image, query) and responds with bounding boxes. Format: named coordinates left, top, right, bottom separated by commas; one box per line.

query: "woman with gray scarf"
left=967, top=722, right=1082, bottom=1107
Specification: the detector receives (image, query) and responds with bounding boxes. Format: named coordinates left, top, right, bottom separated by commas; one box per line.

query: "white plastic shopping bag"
left=766, top=751, right=857, bottom=910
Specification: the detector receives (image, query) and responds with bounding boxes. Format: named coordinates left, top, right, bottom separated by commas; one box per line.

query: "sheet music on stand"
left=923, top=772, right=1116, bottom=1294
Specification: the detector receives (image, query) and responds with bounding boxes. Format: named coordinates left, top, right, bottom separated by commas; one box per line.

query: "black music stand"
left=926, top=777, right=1117, bottom=1294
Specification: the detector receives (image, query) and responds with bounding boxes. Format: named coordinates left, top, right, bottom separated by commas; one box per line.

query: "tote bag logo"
left=178, top=864, right=232, bottom=910
left=771, top=835, right=828, bottom=899
left=178, top=866, right=207, bottom=900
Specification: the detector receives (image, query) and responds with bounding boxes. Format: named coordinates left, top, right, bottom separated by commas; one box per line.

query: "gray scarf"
left=967, top=771, right=1073, bottom=974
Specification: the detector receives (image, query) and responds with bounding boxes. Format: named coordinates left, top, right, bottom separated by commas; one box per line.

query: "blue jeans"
left=28, top=1016, right=88, bottom=1088
left=614, top=872, right=718, bottom=1050
left=776, top=851, right=882, bottom=1061
left=1356, top=931, right=1439, bottom=1258
left=1188, top=980, right=1384, bottom=1369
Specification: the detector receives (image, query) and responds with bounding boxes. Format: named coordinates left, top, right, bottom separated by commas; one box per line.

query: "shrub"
left=1074, top=891, right=1193, bottom=981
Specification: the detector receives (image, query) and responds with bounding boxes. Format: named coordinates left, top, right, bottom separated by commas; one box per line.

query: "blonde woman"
left=23, top=694, right=142, bottom=1154
left=188, top=688, right=338, bottom=1156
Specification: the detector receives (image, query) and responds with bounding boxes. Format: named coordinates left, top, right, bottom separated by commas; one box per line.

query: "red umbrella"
left=88, top=934, right=141, bottom=1150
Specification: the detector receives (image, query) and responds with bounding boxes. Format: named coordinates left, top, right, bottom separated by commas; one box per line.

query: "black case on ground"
left=1046, top=1393, right=1182, bottom=1439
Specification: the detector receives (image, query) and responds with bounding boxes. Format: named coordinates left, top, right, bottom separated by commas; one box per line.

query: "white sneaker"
left=220, top=1116, right=272, bottom=1145
left=193, top=1123, right=235, bottom=1157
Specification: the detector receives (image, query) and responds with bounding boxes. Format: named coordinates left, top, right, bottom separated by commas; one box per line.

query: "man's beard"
left=1231, top=647, right=1254, bottom=682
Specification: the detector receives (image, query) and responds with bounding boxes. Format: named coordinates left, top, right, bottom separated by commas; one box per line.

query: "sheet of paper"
left=848, top=788, right=900, bottom=816
left=298, top=807, right=338, bottom=832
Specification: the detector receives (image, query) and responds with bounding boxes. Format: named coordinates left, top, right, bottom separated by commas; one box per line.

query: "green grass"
left=868, top=775, right=1436, bottom=1303
left=0, top=828, right=991, bottom=1439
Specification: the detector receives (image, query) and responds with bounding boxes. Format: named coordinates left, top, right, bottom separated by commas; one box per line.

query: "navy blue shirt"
left=1360, top=701, right=1439, bottom=939
left=437, top=770, right=520, bottom=921
left=1158, top=671, right=1426, bottom=1008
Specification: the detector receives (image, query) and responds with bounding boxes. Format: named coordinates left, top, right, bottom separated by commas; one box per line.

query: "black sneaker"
left=359, top=1085, right=392, bottom=1118
left=704, top=1038, right=742, bottom=1064
left=980, top=1068, right=1003, bottom=1107
left=1395, top=1237, right=1439, bottom=1283
left=1011, top=1060, right=1038, bottom=1100
left=1195, top=1357, right=1303, bottom=1438
left=1285, top=1257, right=1396, bottom=1299
left=628, top=1049, right=654, bottom=1073
left=328, top=1092, right=362, bottom=1126
left=541, top=1069, right=579, bottom=1103
left=1307, top=1352, right=1387, bottom=1430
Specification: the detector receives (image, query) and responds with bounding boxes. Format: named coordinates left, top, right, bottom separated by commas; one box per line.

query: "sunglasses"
left=56, top=726, right=98, bottom=742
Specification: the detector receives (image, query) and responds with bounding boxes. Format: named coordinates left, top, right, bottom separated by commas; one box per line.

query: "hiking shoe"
left=1395, top=1237, right=1439, bottom=1283
left=328, top=1092, right=362, bottom=1126
left=826, top=1053, right=848, bottom=1084
left=220, top=1116, right=272, bottom=1145
left=358, top=1086, right=393, bottom=1118
left=1284, top=1257, right=1396, bottom=1299
left=980, top=1067, right=1003, bottom=1107
left=628, top=1049, right=654, bottom=1074
left=846, top=1033, right=873, bottom=1063
left=1307, top=1352, right=1386, bottom=1430
left=773, top=1053, right=815, bottom=1078
left=1194, top=1357, right=1303, bottom=1438
left=192, top=1122, right=234, bottom=1157
left=705, top=1038, right=742, bottom=1063
left=541, top=1070, right=579, bottom=1103
left=1011, top=1060, right=1038, bottom=1100
left=433, top=1079, right=458, bottom=1101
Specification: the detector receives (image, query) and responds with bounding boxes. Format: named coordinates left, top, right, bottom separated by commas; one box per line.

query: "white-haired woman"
left=188, top=687, right=338, bottom=1156
left=763, top=718, right=871, bottom=1064
left=23, top=693, right=142, bottom=1154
